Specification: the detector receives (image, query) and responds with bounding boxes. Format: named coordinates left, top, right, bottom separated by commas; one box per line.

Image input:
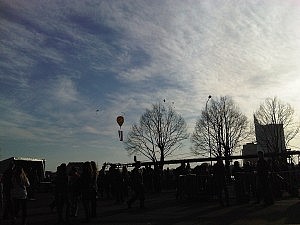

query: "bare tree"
left=125, top=102, right=188, bottom=166
left=254, top=97, right=299, bottom=154
left=191, top=96, right=250, bottom=172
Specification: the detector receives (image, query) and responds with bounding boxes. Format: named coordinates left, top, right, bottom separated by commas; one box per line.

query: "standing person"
left=108, top=164, right=123, bottom=204
left=11, top=166, right=30, bottom=225
left=103, top=171, right=111, bottom=200
left=49, top=166, right=59, bottom=212
left=68, top=166, right=80, bottom=217
left=2, top=162, right=14, bottom=220
left=175, top=162, right=187, bottom=199
left=186, top=162, right=192, bottom=174
left=97, top=164, right=106, bottom=199
left=80, top=161, right=93, bottom=223
left=127, top=161, right=145, bottom=209
left=0, top=176, right=3, bottom=213
left=27, top=167, right=39, bottom=200
left=243, top=161, right=254, bottom=199
left=54, top=163, right=70, bottom=224
left=122, top=166, right=130, bottom=199
left=143, top=165, right=154, bottom=193
left=213, top=157, right=229, bottom=206
left=153, top=164, right=162, bottom=193
left=256, top=151, right=274, bottom=205
left=90, top=161, right=98, bottom=218
left=232, top=161, right=245, bottom=203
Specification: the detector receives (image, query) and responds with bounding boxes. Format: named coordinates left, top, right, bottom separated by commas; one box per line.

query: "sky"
left=1, top=0, right=300, bottom=171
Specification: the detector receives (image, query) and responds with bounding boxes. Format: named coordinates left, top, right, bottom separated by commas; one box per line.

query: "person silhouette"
left=54, top=163, right=70, bottom=224
left=80, top=161, right=93, bottom=223
left=2, top=162, right=15, bottom=220
left=127, top=161, right=145, bottom=209
left=213, top=157, right=229, bottom=206
left=255, top=151, right=273, bottom=205
left=11, top=166, right=30, bottom=225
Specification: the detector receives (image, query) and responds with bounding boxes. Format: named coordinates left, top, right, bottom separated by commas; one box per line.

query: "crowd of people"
left=174, top=151, right=299, bottom=206
left=1, top=151, right=300, bottom=224
left=47, top=160, right=150, bottom=224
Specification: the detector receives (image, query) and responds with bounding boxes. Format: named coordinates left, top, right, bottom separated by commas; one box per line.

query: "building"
left=254, top=115, right=286, bottom=154
left=240, top=116, right=288, bottom=165
left=242, top=143, right=258, bottom=166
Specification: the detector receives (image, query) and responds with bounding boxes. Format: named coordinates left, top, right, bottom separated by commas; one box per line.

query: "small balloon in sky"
left=96, top=106, right=103, bottom=114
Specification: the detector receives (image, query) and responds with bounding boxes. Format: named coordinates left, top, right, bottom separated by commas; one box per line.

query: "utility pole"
left=206, top=95, right=212, bottom=166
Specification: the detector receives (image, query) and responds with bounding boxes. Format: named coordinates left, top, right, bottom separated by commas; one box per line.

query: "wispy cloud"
left=52, top=76, right=79, bottom=103
left=1, top=0, right=300, bottom=169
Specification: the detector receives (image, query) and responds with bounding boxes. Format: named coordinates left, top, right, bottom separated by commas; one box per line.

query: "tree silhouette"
left=125, top=102, right=188, bottom=167
left=191, top=96, right=250, bottom=174
left=254, top=97, right=299, bottom=155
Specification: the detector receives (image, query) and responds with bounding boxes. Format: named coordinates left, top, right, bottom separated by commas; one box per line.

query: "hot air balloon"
left=116, top=115, right=124, bottom=128
left=116, top=115, right=124, bottom=141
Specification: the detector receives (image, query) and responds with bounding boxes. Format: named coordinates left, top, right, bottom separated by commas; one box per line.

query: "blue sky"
left=1, top=0, right=300, bottom=171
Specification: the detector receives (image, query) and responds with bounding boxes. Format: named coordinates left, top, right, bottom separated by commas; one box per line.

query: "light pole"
left=206, top=95, right=212, bottom=166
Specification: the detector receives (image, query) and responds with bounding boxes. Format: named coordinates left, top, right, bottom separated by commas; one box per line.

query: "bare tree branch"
left=124, top=102, right=189, bottom=166
left=254, top=97, right=300, bottom=153
left=191, top=96, right=251, bottom=158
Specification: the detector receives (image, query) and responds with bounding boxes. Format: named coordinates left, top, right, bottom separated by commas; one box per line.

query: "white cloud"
left=82, top=126, right=100, bottom=135
left=52, top=76, right=79, bottom=103
left=1, top=0, right=300, bottom=169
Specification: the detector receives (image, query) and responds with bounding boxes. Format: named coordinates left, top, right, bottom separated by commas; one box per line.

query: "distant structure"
left=0, top=157, right=46, bottom=180
left=242, top=116, right=287, bottom=165
left=242, top=143, right=258, bottom=165
left=254, top=115, right=286, bottom=154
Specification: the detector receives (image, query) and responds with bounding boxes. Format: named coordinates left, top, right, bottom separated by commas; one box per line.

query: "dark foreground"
left=1, top=190, right=300, bottom=225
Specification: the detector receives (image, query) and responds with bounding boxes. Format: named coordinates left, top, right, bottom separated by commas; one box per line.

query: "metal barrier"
left=177, top=174, right=214, bottom=199
left=176, top=169, right=300, bottom=201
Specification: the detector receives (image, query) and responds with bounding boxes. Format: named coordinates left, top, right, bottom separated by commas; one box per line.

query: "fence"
left=175, top=169, right=300, bottom=201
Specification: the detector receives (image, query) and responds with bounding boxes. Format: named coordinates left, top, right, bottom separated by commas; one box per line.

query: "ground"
left=1, top=190, right=300, bottom=225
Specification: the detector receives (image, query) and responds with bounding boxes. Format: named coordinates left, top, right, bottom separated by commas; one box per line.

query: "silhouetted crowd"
left=174, top=151, right=299, bottom=206
left=1, top=152, right=300, bottom=224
